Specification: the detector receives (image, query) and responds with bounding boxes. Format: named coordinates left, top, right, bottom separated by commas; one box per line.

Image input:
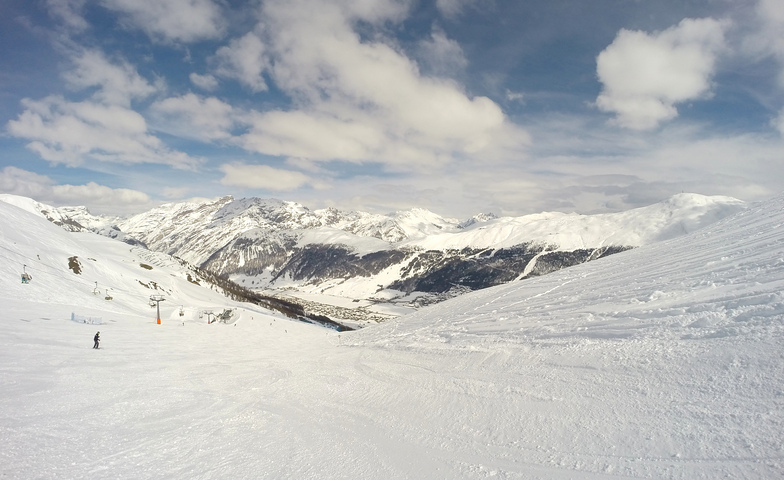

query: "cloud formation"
left=99, top=0, right=225, bottom=43
left=774, top=109, right=784, bottom=136
left=0, top=166, right=152, bottom=214
left=220, top=163, right=313, bottom=191
left=8, top=96, right=200, bottom=169
left=189, top=73, right=219, bottom=91
left=596, top=18, right=728, bottom=130
left=4, top=0, right=783, bottom=218
left=63, top=49, right=158, bottom=107
left=225, top=0, right=526, bottom=169
left=45, top=0, right=88, bottom=32
left=417, top=26, right=469, bottom=77
left=749, top=0, right=784, bottom=86
left=213, top=31, right=269, bottom=92
left=7, top=49, right=200, bottom=169
left=150, top=93, right=236, bottom=141
left=435, top=0, right=484, bottom=19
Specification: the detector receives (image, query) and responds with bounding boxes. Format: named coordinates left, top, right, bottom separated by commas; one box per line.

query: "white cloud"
left=51, top=182, right=151, bottom=207
left=7, top=47, right=201, bottom=170
left=774, top=108, right=784, bottom=136
left=161, top=187, right=192, bottom=199
left=189, top=73, right=219, bottom=91
left=751, top=0, right=784, bottom=61
left=150, top=93, right=235, bottom=141
left=0, top=166, right=55, bottom=200
left=511, top=114, right=783, bottom=214
left=7, top=96, right=201, bottom=169
left=63, top=49, right=159, bottom=107
left=0, top=166, right=152, bottom=214
left=99, top=0, right=225, bottom=43
left=242, top=110, right=385, bottom=163
left=741, top=0, right=784, bottom=90
left=220, top=163, right=312, bottom=191
left=417, top=26, right=468, bottom=77
left=233, top=0, right=527, bottom=170
left=596, top=18, right=728, bottom=130
left=505, top=90, right=524, bottom=103
left=214, top=32, right=269, bottom=92
left=46, top=0, right=88, bottom=32
left=435, top=0, right=485, bottom=18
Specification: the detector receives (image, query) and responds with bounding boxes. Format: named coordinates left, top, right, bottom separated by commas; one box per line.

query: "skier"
left=93, top=331, right=100, bottom=349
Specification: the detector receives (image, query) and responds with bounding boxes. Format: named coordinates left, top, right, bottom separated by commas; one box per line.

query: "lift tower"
left=150, top=295, right=166, bottom=324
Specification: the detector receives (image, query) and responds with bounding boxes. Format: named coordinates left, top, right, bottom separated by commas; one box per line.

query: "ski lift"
left=149, top=301, right=156, bottom=308
left=178, top=306, right=184, bottom=317
left=93, top=282, right=100, bottom=295
left=21, top=265, right=32, bottom=284
left=104, top=289, right=113, bottom=301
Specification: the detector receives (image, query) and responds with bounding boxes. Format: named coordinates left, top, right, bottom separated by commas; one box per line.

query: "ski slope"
left=1, top=195, right=783, bottom=479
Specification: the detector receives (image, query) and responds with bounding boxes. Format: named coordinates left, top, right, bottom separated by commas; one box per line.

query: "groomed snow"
left=1, top=194, right=782, bottom=479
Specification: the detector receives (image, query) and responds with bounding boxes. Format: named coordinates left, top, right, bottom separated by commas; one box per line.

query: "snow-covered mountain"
left=0, top=196, right=235, bottom=320
left=0, top=194, right=88, bottom=232
left=114, top=197, right=463, bottom=263
left=5, top=192, right=747, bottom=322
left=0, top=196, right=347, bottom=330
left=2, top=191, right=782, bottom=479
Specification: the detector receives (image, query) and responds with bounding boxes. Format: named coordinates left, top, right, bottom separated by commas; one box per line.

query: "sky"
left=1, top=0, right=783, bottom=218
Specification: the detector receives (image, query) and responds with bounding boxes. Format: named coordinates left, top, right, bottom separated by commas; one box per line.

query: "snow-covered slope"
left=0, top=193, right=89, bottom=232
left=409, top=193, right=746, bottom=250
left=1, top=192, right=782, bottom=478
left=0, top=199, right=274, bottom=323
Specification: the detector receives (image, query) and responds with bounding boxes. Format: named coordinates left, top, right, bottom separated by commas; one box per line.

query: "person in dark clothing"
left=93, top=331, right=100, bottom=349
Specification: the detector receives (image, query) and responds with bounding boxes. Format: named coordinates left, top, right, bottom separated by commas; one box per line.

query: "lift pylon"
left=150, top=295, right=166, bottom=324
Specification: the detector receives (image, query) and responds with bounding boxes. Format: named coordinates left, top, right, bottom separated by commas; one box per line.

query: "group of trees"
left=191, top=265, right=353, bottom=331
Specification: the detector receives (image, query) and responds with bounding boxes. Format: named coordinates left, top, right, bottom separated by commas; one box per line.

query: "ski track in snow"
left=1, top=196, right=783, bottom=479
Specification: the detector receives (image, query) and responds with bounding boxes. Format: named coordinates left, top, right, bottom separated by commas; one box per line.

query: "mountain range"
left=1, top=192, right=747, bottom=324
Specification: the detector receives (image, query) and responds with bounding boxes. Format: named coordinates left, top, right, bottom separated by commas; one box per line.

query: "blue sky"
left=1, top=0, right=783, bottom=217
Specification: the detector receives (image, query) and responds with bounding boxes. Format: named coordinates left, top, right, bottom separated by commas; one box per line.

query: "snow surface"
left=295, top=227, right=392, bottom=254
left=2, top=194, right=783, bottom=479
left=409, top=193, right=747, bottom=251
left=0, top=194, right=47, bottom=217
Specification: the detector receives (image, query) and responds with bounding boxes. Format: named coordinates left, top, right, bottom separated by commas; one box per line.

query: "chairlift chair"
left=104, top=289, right=113, bottom=301
left=21, top=265, right=32, bottom=284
